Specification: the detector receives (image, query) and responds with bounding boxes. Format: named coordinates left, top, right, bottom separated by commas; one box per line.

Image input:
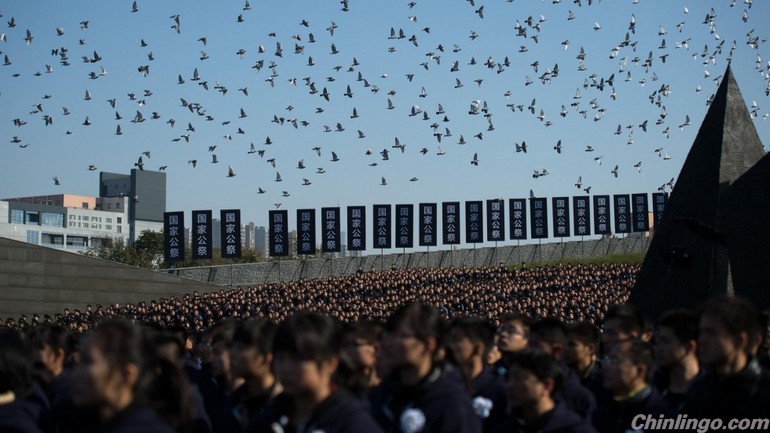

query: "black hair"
left=233, top=318, right=277, bottom=355
left=530, top=317, right=568, bottom=348
left=699, top=296, right=761, bottom=355
left=567, top=321, right=600, bottom=347
left=449, top=317, right=496, bottom=352
left=657, top=309, right=698, bottom=345
left=0, top=329, right=35, bottom=398
left=27, top=324, right=69, bottom=352
left=603, top=303, right=645, bottom=336
left=273, top=311, right=342, bottom=364
left=498, top=312, right=533, bottom=338
left=345, top=320, right=385, bottom=345
left=387, top=303, right=448, bottom=351
left=210, top=318, right=240, bottom=347
left=509, top=348, right=564, bottom=397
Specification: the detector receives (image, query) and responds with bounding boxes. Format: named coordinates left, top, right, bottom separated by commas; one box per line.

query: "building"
left=254, top=225, right=268, bottom=257
left=99, top=169, right=166, bottom=243
left=0, top=194, right=130, bottom=252
left=1, top=169, right=166, bottom=252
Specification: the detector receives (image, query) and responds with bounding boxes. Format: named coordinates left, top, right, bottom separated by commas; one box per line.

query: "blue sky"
left=1, top=0, right=768, bottom=252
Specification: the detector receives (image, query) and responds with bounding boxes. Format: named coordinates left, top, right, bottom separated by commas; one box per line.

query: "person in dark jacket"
left=682, top=296, right=770, bottom=420
left=70, top=320, right=193, bottom=433
left=0, top=329, right=45, bottom=433
left=565, top=321, right=603, bottom=391
left=529, top=318, right=596, bottom=420
left=652, top=309, right=702, bottom=413
left=447, top=317, right=508, bottom=433
left=249, top=311, right=384, bottom=433
left=370, top=303, right=482, bottom=433
left=592, top=340, right=672, bottom=433
left=493, top=349, right=596, bottom=433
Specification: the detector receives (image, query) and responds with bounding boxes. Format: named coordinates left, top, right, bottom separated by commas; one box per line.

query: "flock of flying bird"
left=2, top=0, right=770, bottom=210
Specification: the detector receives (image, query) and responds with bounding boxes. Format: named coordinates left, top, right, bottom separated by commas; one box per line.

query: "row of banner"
left=163, top=193, right=667, bottom=261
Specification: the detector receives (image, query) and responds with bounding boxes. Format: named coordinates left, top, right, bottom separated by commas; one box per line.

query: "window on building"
left=117, top=217, right=122, bottom=224
left=107, top=203, right=111, bottom=210
left=69, top=222, right=76, bottom=228
left=27, top=231, right=39, bottom=244
left=10, top=209, right=24, bottom=224
left=66, top=236, right=88, bottom=248
left=106, top=218, right=112, bottom=223
left=116, top=203, right=120, bottom=209
left=69, top=215, right=75, bottom=220
left=41, top=212, right=64, bottom=227
left=82, top=202, right=89, bottom=209
left=117, top=226, right=122, bottom=234
left=106, top=225, right=112, bottom=230
left=42, top=233, right=64, bottom=246
left=25, top=211, right=39, bottom=225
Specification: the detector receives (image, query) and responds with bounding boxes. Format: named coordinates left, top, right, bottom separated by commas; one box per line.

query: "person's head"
left=496, top=312, right=532, bottom=354
left=655, top=309, right=698, bottom=369
left=448, top=318, right=495, bottom=368
left=27, top=324, right=69, bottom=381
left=229, top=319, right=277, bottom=382
left=603, top=340, right=654, bottom=396
left=272, top=311, right=341, bottom=401
left=342, top=321, right=384, bottom=372
left=383, top=303, right=447, bottom=373
left=697, top=296, right=761, bottom=372
left=0, top=329, right=35, bottom=401
left=210, top=319, right=239, bottom=379
left=529, top=317, right=568, bottom=361
left=506, top=349, right=563, bottom=414
left=602, top=303, right=645, bottom=354
left=72, top=321, right=192, bottom=427
left=565, top=321, right=600, bottom=369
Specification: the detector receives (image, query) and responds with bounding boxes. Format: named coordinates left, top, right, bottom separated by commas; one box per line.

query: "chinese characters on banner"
left=220, top=209, right=241, bottom=258
left=613, top=194, right=631, bottom=234
left=572, top=196, right=591, bottom=237
left=347, top=206, right=366, bottom=251
left=593, top=195, right=611, bottom=235
left=321, top=207, right=341, bottom=253
left=269, top=210, right=288, bottom=257
left=631, top=193, right=650, bottom=232
left=373, top=204, right=392, bottom=249
left=395, top=204, right=414, bottom=248
left=442, top=202, right=460, bottom=245
left=552, top=197, right=571, bottom=238
left=296, top=209, right=316, bottom=255
left=465, top=201, right=483, bottom=244
left=530, top=198, right=549, bottom=239
left=652, top=192, right=667, bottom=229
left=486, top=199, right=505, bottom=242
left=191, top=210, right=212, bottom=259
left=163, top=211, right=184, bottom=262
left=509, top=199, right=527, bottom=240
left=419, top=203, right=438, bottom=247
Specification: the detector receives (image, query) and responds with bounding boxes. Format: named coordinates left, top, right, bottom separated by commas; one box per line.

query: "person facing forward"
left=249, top=311, right=384, bottom=433
left=370, top=303, right=482, bottom=433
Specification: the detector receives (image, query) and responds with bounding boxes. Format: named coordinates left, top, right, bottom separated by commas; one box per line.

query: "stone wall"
left=169, top=236, right=651, bottom=287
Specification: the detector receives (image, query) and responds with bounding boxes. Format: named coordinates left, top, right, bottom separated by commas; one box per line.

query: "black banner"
left=191, top=210, right=212, bottom=259
left=373, top=204, right=392, bottom=249
left=572, top=196, right=590, bottom=237
left=321, top=207, right=341, bottom=253
left=552, top=197, right=571, bottom=238
left=347, top=206, right=366, bottom=251
left=631, top=193, right=650, bottom=232
left=442, top=202, right=461, bottom=245
left=163, top=211, right=184, bottom=262
left=509, top=199, right=527, bottom=240
left=297, top=209, right=316, bottom=255
left=486, top=199, right=505, bottom=242
left=220, top=209, right=242, bottom=258
left=269, top=210, right=289, bottom=256
left=593, top=195, right=611, bottom=235
left=530, top=198, right=548, bottom=239
left=419, top=203, right=438, bottom=247
left=652, top=192, right=667, bottom=229
left=465, top=201, right=483, bottom=244
left=395, top=205, right=414, bottom=248
left=613, top=194, right=631, bottom=234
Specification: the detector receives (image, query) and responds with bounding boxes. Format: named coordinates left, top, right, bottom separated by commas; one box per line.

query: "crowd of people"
left=3, top=263, right=638, bottom=332
left=2, top=263, right=770, bottom=433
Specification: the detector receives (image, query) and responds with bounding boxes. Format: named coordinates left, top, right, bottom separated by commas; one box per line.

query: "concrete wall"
left=0, top=237, right=221, bottom=320
left=169, top=236, right=651, bottom=287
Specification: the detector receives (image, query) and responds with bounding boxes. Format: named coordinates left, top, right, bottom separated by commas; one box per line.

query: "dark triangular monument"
left=630, top=66, right=766, bottom=319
